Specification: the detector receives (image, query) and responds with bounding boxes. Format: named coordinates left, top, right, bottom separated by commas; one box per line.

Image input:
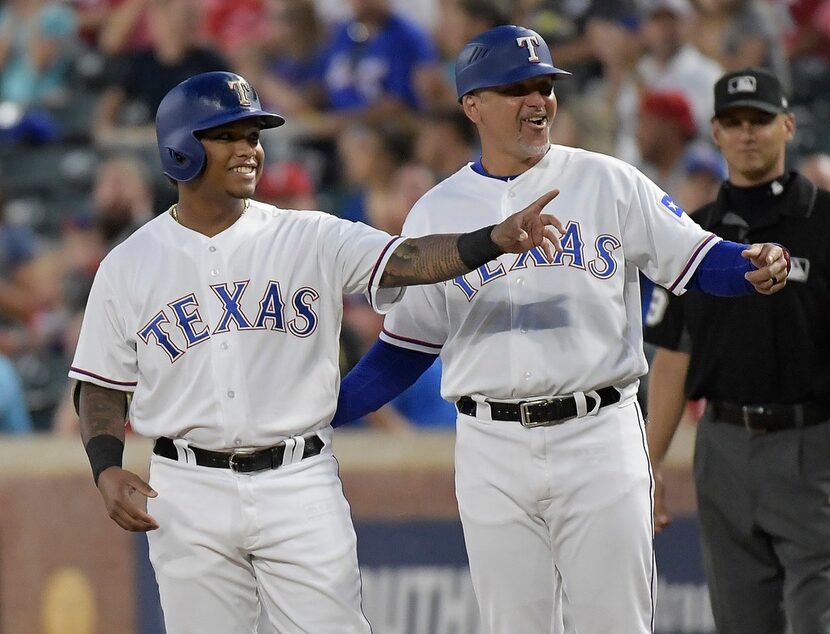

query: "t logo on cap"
left=228, top=79, right=253, bottom=107
left=516, top=36, right=542, bottom=63
left=727, top=75, right=757, bottom=94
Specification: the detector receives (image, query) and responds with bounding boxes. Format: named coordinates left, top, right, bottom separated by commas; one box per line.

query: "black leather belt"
left=456, top=386, right=621, bottom=428
left=707, top=401, right=830, bottom=433
left=153, top=433, right=325, bottom=473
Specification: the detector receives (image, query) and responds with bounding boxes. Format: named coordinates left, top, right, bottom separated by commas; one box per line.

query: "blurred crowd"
left=0, top=0, right=828, bottom=434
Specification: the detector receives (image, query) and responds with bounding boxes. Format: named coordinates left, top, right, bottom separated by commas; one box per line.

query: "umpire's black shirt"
left=644, top=171, right=830, bottom=406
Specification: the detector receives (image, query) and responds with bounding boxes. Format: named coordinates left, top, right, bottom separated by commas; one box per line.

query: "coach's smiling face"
left=463, top=75, right=557, bottom=176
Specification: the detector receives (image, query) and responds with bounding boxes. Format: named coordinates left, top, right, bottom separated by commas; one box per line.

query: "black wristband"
left=457, top=224, right=501, bottom=270
left=85, top=435, right=124, bottom=486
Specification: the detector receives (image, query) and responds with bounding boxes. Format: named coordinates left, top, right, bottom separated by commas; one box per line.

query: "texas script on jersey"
left=138, top=278, right=319, bottom=362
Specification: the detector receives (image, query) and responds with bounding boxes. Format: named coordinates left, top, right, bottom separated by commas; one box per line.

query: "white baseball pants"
left=146, top=433, right=371, bottom=634
left=455, top=389, right=656, bottom=634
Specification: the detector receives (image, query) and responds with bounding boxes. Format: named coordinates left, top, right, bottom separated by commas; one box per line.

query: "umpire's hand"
left=98, top=467, right=159, bottom=532
left=742, top=243, right=790, bottom=295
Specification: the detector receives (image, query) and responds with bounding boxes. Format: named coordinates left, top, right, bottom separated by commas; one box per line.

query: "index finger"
left=528, top=189, right=560, bottom=212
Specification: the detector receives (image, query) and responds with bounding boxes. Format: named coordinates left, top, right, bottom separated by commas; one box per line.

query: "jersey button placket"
left=208, top=243, right=220, bottom=276
left=202, top=241, right=246, bottom=445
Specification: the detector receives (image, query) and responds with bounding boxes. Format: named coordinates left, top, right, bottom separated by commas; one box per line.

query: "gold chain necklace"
left=170, top=199, right=250, bottom=223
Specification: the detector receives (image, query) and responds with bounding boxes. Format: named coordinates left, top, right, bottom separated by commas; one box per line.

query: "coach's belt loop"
left=295, top=435, right=307, bottom=462
left=282, top=436, right=305, bottom=465
left=481, top=401, right=492, bottom=420
left=280, top=437, right=297, bottom=467
left=475, top=399, right=489, bottom=419
left=573, top=392, right=588, bottom=417
left=572, top=391, right=601, bottom=417
left=173, top=438, right=195, bottom=464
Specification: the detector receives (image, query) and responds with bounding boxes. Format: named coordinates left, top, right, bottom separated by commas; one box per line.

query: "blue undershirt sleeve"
left=331, top=339, right=438, bottom=428
left=687, top=239, right=755, bottom=296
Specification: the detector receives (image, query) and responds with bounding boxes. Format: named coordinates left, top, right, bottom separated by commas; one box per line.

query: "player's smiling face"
left=197, top=120, right=266, bottom=198
left=712, top=107, right=794, bottom=186
left=464, top=76, right=557, bottom=174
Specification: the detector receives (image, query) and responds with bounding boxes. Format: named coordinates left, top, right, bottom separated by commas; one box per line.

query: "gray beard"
left=519, top=141, right=551, bottom=161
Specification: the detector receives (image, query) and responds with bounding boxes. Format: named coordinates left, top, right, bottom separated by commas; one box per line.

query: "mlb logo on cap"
left=727, top=75, right=756, bottom=94
left=714, top=67, right=788, bottom=116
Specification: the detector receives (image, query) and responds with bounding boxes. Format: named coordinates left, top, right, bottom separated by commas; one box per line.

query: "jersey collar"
left=470, top=145, right=552, bottom=182
left=470, top=158, right=521, bottom=182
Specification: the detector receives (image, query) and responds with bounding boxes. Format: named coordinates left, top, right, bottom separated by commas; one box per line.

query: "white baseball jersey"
left=382, top=145, right=718, bottom=400
left=69, top=200, right=405, bottom=449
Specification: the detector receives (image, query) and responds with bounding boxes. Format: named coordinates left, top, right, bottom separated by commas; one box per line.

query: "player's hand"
left=97, top=467, right=159, bottom=532
left=491, top=189, right=565, bottom=261
left=742, top=243, right=789, bottom=295
left=653, top=469, right=672, bottom=534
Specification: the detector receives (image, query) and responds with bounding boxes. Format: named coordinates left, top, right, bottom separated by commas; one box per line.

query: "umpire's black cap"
left=713, top=67, right=789, bottom=117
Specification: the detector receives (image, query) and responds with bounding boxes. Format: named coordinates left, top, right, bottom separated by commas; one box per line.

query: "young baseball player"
left=332, top=26, right=791, bottom=634
left=70, top=71, right=566, bottom=634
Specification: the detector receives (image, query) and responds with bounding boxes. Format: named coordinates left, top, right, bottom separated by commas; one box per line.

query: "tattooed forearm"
left=78, top=382, right=129, bottom=445
left=380, top=235, right=477, bottom=287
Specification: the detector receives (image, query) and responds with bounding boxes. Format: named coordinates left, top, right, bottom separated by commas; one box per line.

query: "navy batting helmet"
left=156, top=71, right=285, bottom=182
left=455, top=25, right=571, bottom=101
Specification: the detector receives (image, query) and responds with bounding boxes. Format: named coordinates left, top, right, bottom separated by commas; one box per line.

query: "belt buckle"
left=741, top=405, right=767, bottom=433
left=228, top=448, right=256, bottom=472
left=519, top=398, right=555, bottom=428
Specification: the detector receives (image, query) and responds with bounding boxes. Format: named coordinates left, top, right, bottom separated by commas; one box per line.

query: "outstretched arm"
left=78, top=381, right=158, bottom=532
left=688, top=240, right=790, bottom=296
left=332, top=340, right=438, bottom=428
left=379, top=189, right=564, bottom=288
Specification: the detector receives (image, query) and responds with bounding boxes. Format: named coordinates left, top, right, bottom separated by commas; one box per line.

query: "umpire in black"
left=644, top=67, right=830, bottom=634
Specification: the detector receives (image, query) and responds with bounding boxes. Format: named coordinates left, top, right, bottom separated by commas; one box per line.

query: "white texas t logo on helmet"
left=227, top=79, right=253, bottom=106
left=728, top=75, right=757, bottom=94
left=516, top=36, right=541, bottom=63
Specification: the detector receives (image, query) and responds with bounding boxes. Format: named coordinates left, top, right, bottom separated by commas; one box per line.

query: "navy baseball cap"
left=713, top=67, right=789, bottom=117
left=455, top=25, right=571, bottom=101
